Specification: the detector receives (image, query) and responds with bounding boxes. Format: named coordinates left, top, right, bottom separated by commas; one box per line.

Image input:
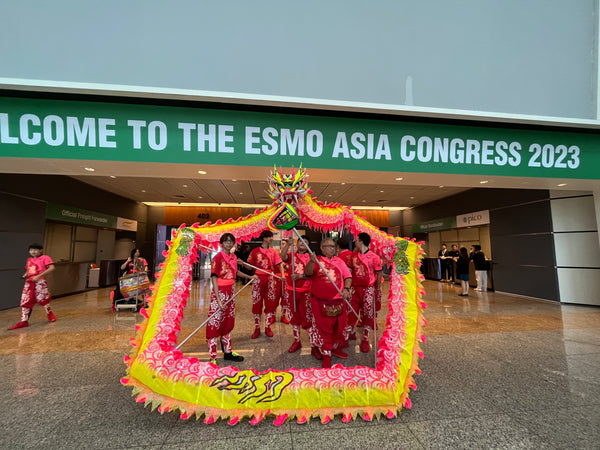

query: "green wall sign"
left=1, top=96, right=599, bottom=179
left=46, top=203, right=117, bottom=228
left=412, top=216, right=457, bottom=233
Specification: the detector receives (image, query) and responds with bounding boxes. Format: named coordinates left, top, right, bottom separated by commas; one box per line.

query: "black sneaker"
left=224, top=351, right=244, bottom=362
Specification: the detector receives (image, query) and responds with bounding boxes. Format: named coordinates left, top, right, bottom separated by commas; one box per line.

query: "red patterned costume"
left=350, top=249, right=383, bottom=352
left=307, top=254, right=352, bottom=366
left=282, top=250, right=313, bottom=352
left=207, top=250, right=238, bottom=360
left=247, top=245, right=282, bottom=336
left=9, top=250, right=56, bottom=330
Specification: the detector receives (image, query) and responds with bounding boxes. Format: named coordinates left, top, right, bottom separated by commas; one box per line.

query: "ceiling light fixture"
left=395, top=177, right=404, bottom=181
left=557, top=183, right=567, bottom=187
left=182, top=184, right=188, bottom=188
left=479, top=180, right=489, bottom=184
left=84, top=167, right=95, bottom=172
left=197, top=170, right=207, bottom=175
left=109, top=175, right=116, bottom=179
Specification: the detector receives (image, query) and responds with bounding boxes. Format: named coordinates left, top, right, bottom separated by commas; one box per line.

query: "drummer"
left=117, top=248, right=149, bottom=308
left=121, top=248, right=148, bottom=274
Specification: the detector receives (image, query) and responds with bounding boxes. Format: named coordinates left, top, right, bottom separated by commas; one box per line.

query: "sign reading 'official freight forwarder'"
left=1, top=96, right=598, bottom=179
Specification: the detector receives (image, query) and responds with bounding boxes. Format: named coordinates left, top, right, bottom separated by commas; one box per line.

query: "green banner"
left=412, top=216, right=457, bottom=233
left=1, top=96, right=599, bottom=179
left=46, top=203, right=118, bottom=228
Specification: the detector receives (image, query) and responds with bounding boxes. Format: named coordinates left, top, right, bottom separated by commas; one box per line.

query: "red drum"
left=119, top=272, right=150, bottom=298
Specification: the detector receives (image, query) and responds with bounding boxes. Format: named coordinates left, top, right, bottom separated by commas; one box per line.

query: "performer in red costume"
left=336, top=237, right=354, bottom=268
left=304, top=237, right=353, bottom=369
left=247, top=230, right=282, bottom=339
left=207, top=233, right=257, bottom=364
left=8, top=243, right=57, bottom=330
left=280, top=237, right=314, bottom=354
left=349, top=233, right=383, bottom=353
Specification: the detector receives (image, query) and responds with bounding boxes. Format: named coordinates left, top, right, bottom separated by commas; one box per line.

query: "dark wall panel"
left=491, top=234, right=555, bottom=268
left=492, top=265, right=559, bottom=301
left=489, top=201, right=558, bottom=300
left=0, top=192, right=46, bottom=310
left=490, top=202, right=553, bottom=236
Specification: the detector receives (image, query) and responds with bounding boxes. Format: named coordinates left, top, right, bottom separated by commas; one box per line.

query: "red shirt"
left=211, top=251, right=237, bottom=286
left=26, top=255, right=53, bottom=278
left=351, top=250, right=382, bottom=286
left=337, top=249, right=354, bottom=270
left=248, top=246, right=282, bottom=278
left=283, top=251, right=311, bottom=292
left=310, top=256, right=351, bottom=300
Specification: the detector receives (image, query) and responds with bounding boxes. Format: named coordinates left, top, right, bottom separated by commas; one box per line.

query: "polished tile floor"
left=1, top=278, right=600, bottom=449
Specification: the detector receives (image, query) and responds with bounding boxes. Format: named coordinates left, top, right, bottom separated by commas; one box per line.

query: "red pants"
left=251, top=276, right=278, bottom=316
left=206, top=285, right=236, bottom=339
left=308, top=296, right=348, bottom=351
left=21, top=279, right=51, bottom=309
left=350, top=285, right=376, bottom=329
left=283, top=288, right=312, bottom=329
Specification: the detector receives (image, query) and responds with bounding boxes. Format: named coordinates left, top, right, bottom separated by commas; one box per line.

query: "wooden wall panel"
left=352, top=209, right=389, bottom=228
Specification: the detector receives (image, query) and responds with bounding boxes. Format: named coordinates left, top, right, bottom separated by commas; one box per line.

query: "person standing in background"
left=121, top=248, right=148, bottom=274
left=447, top=244, right=460, bottom=283
left=471, top=245, right=488, bottom=292
left=438, top=244, right=449, bottom=282
left=455, top=247, right=471, bottom=296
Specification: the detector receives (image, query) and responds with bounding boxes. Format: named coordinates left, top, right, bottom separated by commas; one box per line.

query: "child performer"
left=280, top=237, right=314, bottom=354
left=8, top=243, right=56, bottom=330
left=207, top=233, right=257, bottom=364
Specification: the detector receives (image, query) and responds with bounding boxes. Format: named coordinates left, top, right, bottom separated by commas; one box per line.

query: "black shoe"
left=224, top=351, right=244, bottom=362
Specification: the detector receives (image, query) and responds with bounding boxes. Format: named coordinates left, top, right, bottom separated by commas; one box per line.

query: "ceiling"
left=69, top=174, right=470, bottom=209
left=2, top=158, right=594, bottom=209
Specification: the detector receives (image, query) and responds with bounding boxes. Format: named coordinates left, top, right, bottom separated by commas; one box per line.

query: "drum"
left=119, top=272, right=150, bottom=299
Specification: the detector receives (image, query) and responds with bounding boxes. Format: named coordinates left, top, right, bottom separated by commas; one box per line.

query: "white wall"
left=551, top=191, right=600, bottom=305
left=0, top=0, right=596, bottom=119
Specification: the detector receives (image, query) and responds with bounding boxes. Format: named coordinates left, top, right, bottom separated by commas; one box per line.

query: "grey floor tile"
left=510, top=404, right=600, bottom=449
left=163, top=432, right=293, bottom=450
left=407, top=414, right=556, bottom=450
left=291, top=423, right=424, bottom=450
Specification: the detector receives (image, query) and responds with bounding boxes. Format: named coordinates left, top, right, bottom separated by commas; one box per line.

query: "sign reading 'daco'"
left=1, top=96, right=599, bottom=179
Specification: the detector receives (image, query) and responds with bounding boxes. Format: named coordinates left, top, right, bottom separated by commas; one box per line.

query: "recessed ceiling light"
left=328, top=194, right=332, bottom=197
left=197, top=170, right=207, bottom=175
left=439, top=185, right=444, bottom=188
left=141, top=190, right=146, bottom=193
left=232, top=179, right=237, bottom=182
left=380, top=190, right=384, bottom=193
left=182, top=184, right=188, bottom=188
left=239, top=192, right=243, bottom=194
left=362, top=200, right=366, bottom=202
left=84, top=167, right=95, bottom=172
left=557, top=183, right=567, bottom=187
left=198, top=196, right=203, bottom=199
left=410, top=196, right=414, bottom=199
left=109, top=175, right=116, bottom=179
left=480, top=180, right=489, bottom=184
left=395, top=177, right=404, bottom=181
left=341, top=182, right=346, bottom=185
